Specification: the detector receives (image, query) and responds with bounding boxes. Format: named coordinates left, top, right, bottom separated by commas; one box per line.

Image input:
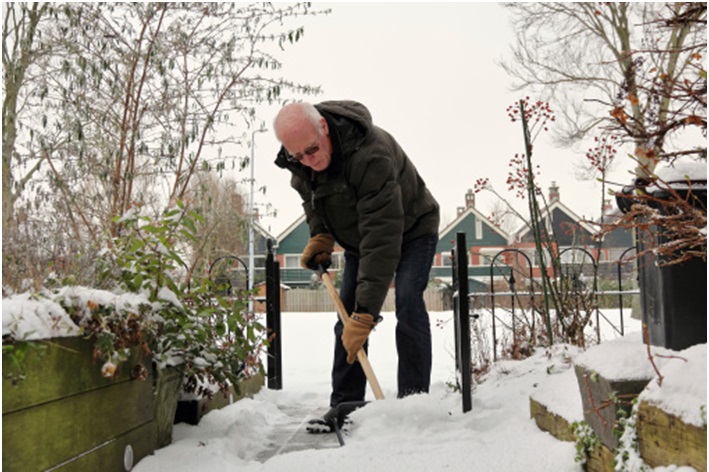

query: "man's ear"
left=320, top=117, right=329, bottom=135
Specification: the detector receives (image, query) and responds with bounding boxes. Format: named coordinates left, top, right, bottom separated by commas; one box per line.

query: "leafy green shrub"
left=570, top=421, right=600, bottom=465
left=2, top=339, right=48, bottom=385
left=614, top=398, right=650, bottom=472
left=3, top=202, right=266, bottom=397
left=95, top=202, right=267, bottom=396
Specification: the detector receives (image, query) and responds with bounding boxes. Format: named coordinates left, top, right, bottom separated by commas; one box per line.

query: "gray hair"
left=273, top=102, right=323, bottom=142
left=299, top=102, right=322, bottom=128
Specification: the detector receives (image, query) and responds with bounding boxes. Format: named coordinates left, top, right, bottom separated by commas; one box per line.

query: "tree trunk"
left=2, top=3, right=46, bottom=230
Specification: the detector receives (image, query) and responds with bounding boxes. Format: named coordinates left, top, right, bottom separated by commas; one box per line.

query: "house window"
left=469, top=248, right=498, bottom=267
left=283, top=253, right=343, bottom=270
left=284, top=255, right=301, bottom=268
left=520, top=248, right=553, bottom=267
left=252, top=254, right=266, bottom=268
left=330, top=253, right=344, bottom=270
left=479, top=248, right=498, bottom=266
left=248, top=255, right=268, bottom=284
left=559, top=248, right=592, bottom=265
left=475, top=219, right=483, bottom=240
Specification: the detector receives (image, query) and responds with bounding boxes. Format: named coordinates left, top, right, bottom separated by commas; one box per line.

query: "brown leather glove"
left=300, top=233, right=334, bottom=270
left=342, top=313, right=378, bottom=364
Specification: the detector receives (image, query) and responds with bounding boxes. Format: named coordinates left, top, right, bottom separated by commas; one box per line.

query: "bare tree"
left=606, top=3, right=706, bottom=174
left=603, top=4, right=706, bottom=265
left=41, top=3, right=320, bottom=235
left=182, top=172, right=249, bottom=278
left=2, top=3, right=51, bottom=229
left=501, top=3, right=706, bottom=178
left=3, top=3, right=325, bottom=290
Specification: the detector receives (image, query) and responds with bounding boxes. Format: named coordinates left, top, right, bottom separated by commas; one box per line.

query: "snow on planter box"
left=2, top=294, right=157, bottom=472
left=573, top=332, right=666, bottom=450
left=636, top=343, right=706, bottom=472
left=528, top=344, right=584, bottom=443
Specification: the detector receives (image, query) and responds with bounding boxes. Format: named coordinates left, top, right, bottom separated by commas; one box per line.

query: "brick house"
left=273, top=185, right=633, bottom=292
left=433, top=189, right=510, bottom=293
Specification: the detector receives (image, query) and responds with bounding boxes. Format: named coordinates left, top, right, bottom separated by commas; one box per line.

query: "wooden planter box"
left=574, top=365, right=651, bottom=449
left=2, top=337, right=156, bottom=472
left=175, top=372, right=265, bottom=426
left=154, top=365, right=184, bottom=449
left=529, top=397, right=576, bottom=442
left=637, top=400, right=707, bottom=472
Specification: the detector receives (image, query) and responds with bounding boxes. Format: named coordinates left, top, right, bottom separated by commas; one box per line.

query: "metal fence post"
left=454, top=232, right=472, bottom=413
left=266, top=239, right=282, bottom=390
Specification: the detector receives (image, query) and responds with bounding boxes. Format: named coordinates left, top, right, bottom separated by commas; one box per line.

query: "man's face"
left=282, top=118, right=332, bottom=172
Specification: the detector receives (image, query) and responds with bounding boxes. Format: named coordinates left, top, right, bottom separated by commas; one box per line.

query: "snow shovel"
left=318, top=269, right=385, bottom=446
left=319, top=269, right=385, bottom=401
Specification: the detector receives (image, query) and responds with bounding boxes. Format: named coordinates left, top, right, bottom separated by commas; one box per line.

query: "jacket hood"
left=315, top=100, right=373, bottom=135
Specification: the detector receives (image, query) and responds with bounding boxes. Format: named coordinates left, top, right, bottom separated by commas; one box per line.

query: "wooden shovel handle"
left=320, top=271, right=385, bottom=400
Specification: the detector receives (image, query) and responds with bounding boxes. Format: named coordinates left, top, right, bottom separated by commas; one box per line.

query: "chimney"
left=549, top=182, right=560, bottom=203
left=457, top=206, right=465, bottom=216
left=465, top=189, right=475, bottom=208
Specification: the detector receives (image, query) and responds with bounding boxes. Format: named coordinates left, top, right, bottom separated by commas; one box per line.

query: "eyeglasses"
left=287, top=142, right=320, bottom=163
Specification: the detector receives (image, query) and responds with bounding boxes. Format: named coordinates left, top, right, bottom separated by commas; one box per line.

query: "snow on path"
left=134, top=311, right=594, bottom=471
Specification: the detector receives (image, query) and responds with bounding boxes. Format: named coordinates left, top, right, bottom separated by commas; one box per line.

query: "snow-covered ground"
left=2, top=292, right=704, bottom=471
left=127, top=309, right=704, bottom=472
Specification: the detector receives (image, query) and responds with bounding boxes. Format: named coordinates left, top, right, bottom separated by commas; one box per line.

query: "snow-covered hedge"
left=2, top=203, right=266, bottom=398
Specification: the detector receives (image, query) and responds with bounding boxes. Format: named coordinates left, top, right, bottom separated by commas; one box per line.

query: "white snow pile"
left=640, top=342, right=707, bottom=427
left=648, top=157, right=707, bottom=192
left=3, top=288, right=706, bottom=472
left=574, top=331, right=666, bottom=380
left=133, top=309, right=705, bottom=472
left=2, top=286, right=152, bottom=341
left=2, top=291, right=81, bottom=340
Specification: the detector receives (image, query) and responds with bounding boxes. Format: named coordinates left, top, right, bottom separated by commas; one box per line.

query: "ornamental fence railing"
left=450, top=231, right=639, bottom=413
left=213, top=236, right=639, bottom=401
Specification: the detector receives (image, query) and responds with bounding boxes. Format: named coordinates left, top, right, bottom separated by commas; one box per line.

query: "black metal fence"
left=265, top=239, right=283, bottom=390
left=451, top=231, right=639, bottom=412
left=451, top=232, right=473, bottom=413
left=206, top=243, right=283, bottom=390
left=259, top=233, right=638, bottom=404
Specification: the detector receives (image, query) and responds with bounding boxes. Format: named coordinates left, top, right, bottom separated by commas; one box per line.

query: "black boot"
left=305, top=401, right=367, bottom=434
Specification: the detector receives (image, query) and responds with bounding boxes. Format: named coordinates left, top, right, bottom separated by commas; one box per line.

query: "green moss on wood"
left=3, top=336, right=150, bottom=413
left=2, top=337, right=154, bottom=472
left=637, top=400, right=707, bottom=472
left=529, top=397, right=576, bottom=442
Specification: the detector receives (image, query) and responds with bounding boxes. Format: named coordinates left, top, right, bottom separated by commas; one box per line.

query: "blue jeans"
left=330, top=233, right=438, bottom=406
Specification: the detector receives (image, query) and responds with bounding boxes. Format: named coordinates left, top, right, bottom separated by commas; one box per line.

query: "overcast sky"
left=247, top=3, right=638, bottom=237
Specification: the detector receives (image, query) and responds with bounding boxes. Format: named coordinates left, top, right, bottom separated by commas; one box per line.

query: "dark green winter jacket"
left=275, top=100, right=440, bottom=315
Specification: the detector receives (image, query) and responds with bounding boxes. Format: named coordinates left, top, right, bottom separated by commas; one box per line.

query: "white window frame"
left=440, top=253, right=453, bottom=267
left=477, top=247, right=499, bottom=267
left=559, top=247, right=591, bottom=265
left=520, top=248, right=553, bottom=268
left=284, top=254, right=301, bottom=268
left=475, top=219, right=483, bottom=240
